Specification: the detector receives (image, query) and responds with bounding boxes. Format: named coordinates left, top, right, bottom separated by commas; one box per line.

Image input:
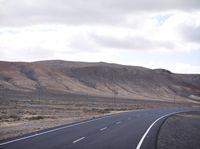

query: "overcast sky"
left=0, top=0, right=200, bottom=73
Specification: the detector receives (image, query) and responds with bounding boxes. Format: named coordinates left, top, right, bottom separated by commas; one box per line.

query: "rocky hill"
left=0, top=60, right=200, bottom=103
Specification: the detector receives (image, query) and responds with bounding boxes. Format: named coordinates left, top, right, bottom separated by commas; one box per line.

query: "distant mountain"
left=0, top=60, right=200, bottom=103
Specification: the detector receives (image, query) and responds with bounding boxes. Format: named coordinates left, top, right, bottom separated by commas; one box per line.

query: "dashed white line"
left=72, top=137, right=85, bottom=143
left=116, top=121, right=121, bottom=124
left=100, top=127, right=107, bottom=131
left=0, top=110, right=142, bottom=146
left=0, top=112, right=123, bottom=146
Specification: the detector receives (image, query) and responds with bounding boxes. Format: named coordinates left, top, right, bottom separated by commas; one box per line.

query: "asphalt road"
left=0, top=107, right=199, bottom=149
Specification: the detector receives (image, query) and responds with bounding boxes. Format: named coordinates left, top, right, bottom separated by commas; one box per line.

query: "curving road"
left=0, top=107, right=199, bottom=149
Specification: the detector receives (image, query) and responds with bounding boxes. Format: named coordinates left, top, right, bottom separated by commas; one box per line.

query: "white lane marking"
left=100, top=127, right=107, bottom=131
left=136, top=111, right=181, bottom=149
left=0, top=109, right=143, bottom=146
left=0, top=109, right=190, bottom=146
left=72, top=137, right=85, bottom=143
left=116, top=121, right=121, bottom=124
left=0, top=133, right=40, bottom=146
left=0, top=112, right=124, bottom=146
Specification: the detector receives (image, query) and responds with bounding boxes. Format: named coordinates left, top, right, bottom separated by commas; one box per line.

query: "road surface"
left=0, top=107, right=199, bottom=149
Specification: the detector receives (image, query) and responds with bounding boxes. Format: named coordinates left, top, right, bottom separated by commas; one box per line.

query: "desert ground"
left=157, top=111, right=200, bottom=149
left=0, top=89, right=193, bottom=140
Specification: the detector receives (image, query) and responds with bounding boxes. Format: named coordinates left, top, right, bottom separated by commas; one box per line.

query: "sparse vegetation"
left=26, top=116, right=44, bottom=120
left=0, top=90, right=191, bottom=140
left=0, top=60, right=200, bottom=102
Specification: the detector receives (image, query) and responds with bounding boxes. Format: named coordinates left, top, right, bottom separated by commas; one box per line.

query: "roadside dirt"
left=0, top=90, right=193, bottom=141
left=157, top=111, right=200, bottom=149
left=0, top=98, right=113, bottom=140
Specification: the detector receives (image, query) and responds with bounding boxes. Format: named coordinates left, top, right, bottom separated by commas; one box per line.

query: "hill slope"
left=0, top=60, right=200, bottom=103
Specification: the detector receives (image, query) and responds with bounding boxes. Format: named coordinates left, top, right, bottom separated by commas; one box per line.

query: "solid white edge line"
left=0, top=133, right=40, bottom=146
left=72, top=137, right=85, bottom=143
left=0, top=115, right=109, bottom=146
left=136, top=112, right=179, bottom=149
left=0, top=110, right=135, bottom=146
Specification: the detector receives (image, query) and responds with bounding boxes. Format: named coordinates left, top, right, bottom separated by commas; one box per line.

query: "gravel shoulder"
left=157, top=111, right=200, bottom=149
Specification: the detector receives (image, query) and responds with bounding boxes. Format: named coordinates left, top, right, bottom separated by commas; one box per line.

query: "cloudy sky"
left=0, top=0, right=200, bottom=73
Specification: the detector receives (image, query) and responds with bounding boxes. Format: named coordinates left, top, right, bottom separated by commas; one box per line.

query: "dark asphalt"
left=0, top=107, right=199, bottom=149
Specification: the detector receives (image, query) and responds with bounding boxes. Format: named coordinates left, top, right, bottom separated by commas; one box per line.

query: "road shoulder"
left=157, top=111, right=200, bottom=149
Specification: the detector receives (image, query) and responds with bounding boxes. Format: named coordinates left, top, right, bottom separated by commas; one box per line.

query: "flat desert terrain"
left=0, top=90, right=191, bottom=140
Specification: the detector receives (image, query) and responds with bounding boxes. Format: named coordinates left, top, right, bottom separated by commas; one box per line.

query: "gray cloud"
left=22, top=47, right=55, bottom=58
left=180, top=25, right=200, bottom=43
left=92, top=34, right=175, bottom=50
left=0, top=45, right=55, bottom=61
left=0, top=0, right=200, bottom=26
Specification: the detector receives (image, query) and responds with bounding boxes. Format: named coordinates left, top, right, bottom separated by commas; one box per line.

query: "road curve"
left=0, top=107, right=199, bottom=149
